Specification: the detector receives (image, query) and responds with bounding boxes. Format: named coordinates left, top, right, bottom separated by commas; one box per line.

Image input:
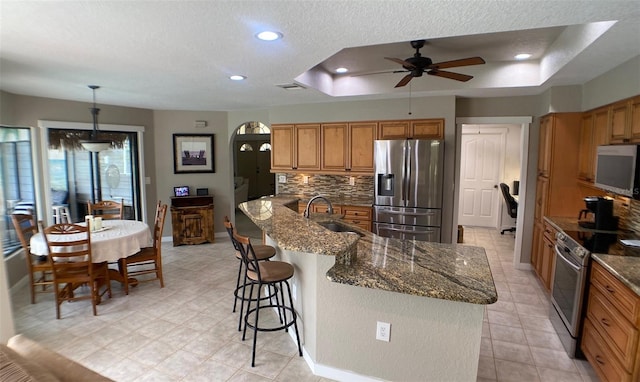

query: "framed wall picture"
left=173, top=134, right=215, bottom=174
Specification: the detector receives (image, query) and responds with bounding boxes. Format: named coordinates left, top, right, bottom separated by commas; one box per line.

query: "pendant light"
left=80, top=85, right=112, bottom=152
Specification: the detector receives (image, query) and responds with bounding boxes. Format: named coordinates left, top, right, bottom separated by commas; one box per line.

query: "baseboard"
left=10, top=276, right=28, bottom=296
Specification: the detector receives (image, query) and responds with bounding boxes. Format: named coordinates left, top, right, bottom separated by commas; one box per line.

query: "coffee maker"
left=578, top=196, right=619, bottom=231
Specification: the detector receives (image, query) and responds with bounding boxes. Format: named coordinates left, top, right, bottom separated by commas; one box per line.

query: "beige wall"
left=152, top=110, right=230, bottom=236
left=583, top=55, right=640, bottom=111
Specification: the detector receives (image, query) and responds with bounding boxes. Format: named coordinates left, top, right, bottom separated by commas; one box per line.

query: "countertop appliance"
left=373, top=139, right=443, bottom=242
left=549, top=231, right=592, bottom=358
left=577, top=196, right=619, bottom=231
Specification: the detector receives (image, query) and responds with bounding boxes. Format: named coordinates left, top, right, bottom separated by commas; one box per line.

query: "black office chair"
left=500, top=183, right=518, bottom=235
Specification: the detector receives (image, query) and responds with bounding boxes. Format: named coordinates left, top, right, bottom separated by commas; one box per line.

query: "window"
left=1, top=126, right=36, bottom=257
left=47, top=129, right=141, bottom=222
left=237, top=122, right=270, bottom=135
left=239, top=143, right=254, bottom=152
left=259, top=143, right=271, bottom=152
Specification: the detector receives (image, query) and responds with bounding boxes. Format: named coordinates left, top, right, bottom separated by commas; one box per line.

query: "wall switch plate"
left=303, top=175, right=310, bottom=184
left=349, top=176, right=355, bottom=186
left=278, top=175, right=287, bottom=183
left=376, top=321, right=391, bottom=342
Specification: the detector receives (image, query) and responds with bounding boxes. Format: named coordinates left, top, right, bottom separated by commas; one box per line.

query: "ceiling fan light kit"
left=384, top=39, right=485, bottom=88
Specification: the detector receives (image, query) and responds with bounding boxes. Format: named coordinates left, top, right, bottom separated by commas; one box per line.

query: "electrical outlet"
left=278, top=175, right=287, bottom=183
left=376, top=321, right=391, bottom=342
left=303, top=175, right=309, bottom=184
left=349, top=176, right=355, bottom=186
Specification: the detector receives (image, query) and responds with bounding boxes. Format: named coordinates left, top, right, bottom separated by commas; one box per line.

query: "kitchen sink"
left=318, top=221, right=364, bottom=237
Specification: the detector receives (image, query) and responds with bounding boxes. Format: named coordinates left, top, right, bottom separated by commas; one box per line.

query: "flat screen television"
left=174, top=186, right=190, bottom=197
left=595, top=144, right=640, bottom=199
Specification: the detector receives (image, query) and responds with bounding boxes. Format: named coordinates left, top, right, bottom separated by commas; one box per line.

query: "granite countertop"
left=240, top=197, right=497, bottom=305
left=545, top=216, right=640, bottom=296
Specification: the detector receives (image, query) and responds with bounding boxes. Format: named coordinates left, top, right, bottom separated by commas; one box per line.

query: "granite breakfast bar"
left=239, top=197, right=497, bottom=381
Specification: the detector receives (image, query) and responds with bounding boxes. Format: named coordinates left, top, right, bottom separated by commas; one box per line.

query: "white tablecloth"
left=31, top=220, right=152, bottom=263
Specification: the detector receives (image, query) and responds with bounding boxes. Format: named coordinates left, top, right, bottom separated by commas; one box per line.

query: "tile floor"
left=8, top=226, right=599, bottom=382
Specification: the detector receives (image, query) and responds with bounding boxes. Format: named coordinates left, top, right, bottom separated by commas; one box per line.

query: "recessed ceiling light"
left=336, top=67, right=348, bottom=74
left=256, top=31, right=283, bottom=41
left=229, top=75, right=246, bottom=81
left=515, top=53, right=532, bottom=60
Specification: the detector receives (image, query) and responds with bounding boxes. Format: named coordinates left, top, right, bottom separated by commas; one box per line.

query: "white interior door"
left=458, top=129, right=505, bottom=227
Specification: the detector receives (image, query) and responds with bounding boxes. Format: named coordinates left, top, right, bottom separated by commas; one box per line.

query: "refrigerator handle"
left=405, top=141, right=411, bottom=202
left=401, top=143, right=407, bottom=202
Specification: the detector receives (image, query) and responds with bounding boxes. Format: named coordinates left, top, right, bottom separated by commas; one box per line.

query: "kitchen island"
left=239, top=197, right=497, bottom=381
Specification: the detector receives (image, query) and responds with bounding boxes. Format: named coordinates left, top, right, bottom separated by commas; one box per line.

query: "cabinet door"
left=630, top=96, right=640, bottom=142
left=378, top=121, right=410, bottom=139
left=609, top=100, right=630, bottom=143
left=349, top=122, right=376, bottom=172
left=411, top=119, right=444, bottom=139
left=271, top=125, right=294, bottom=170
left=578, top=113, right=595, bottom=182
left=295, top=124, right=321, bottom=170
left=534, top=176, right=549, bottom=222
left=321, top=123, right=348, bottom=171
left=531, top=223, right=542, bottom=277
left=537, top=116, right=552, bottom=177
left=540, top=235, right=555, bottom=290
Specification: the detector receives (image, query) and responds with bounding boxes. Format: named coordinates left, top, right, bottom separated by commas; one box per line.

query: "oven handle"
left=555, top=245, right=580, bottom=272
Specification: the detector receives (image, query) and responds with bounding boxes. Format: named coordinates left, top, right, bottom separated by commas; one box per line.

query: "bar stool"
left=223, top=216, right=277, bottom=331
left=51, top=205, right=71, bottom=223
left=233, top=231, right=302, bottom=367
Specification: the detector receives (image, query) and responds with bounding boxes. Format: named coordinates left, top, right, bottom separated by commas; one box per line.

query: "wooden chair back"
left=11, top=214, right=53, bottom=304
left=87, top=199, right=124, bottom=220
left=41, top=222, right=111, bottom=318
left=151, top=203, right=168, bottom=250
left=232, top=231, right=262, bottom=281
left=42, top=223, right=94, bottom=283
left=11, top=213, right=38, bottom=257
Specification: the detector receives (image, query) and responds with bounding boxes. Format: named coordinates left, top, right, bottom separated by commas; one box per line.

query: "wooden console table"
left=170, top=196, right=214, bottom=246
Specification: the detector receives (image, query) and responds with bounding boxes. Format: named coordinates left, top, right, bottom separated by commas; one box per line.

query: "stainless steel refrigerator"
left=373, top=139, right=444, bottom=242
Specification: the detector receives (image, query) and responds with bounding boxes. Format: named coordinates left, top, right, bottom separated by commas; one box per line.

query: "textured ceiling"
left=1, top=1, right=639, bottom=111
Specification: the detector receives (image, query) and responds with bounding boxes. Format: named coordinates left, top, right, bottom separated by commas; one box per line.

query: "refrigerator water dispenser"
left=377, top=174, right=395, bottom=196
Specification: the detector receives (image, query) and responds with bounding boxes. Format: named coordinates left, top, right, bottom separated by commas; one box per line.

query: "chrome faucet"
left=303, top=195, right=333, bottom=218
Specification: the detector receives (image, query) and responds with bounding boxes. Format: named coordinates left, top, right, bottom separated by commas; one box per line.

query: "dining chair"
left=223, top=216, right=276, bottom=331
left=10, top=213, right=53, bottom=304
left=233, top=231, right=302, bottom=367
left=41, top=222, right=111, bottom=319
left=87, top=199, right=124, bottom=220
left=119, top=201, right=167, bottom=294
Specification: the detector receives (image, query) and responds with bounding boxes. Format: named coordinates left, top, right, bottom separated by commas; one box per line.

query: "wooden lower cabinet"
left=342, top=205, right=372, bottom=231
left=532, top=221, right=556, bottom=291
left=170, top=196, right=215, bottom=246
left=582, top=261, right=640, bottom=382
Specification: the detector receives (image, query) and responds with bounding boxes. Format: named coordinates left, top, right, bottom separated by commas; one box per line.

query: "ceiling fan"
left=383, top=40, right=485, bottom=88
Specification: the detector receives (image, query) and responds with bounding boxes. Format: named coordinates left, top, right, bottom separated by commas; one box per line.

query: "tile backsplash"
left=276, top=173, right=374, bottom=200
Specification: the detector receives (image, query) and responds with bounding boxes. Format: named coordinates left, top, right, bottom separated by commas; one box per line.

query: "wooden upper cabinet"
left=609, top=100, right=630, bottom=143
left=294, top=124, right=321, bottom=170
left=577, top=113, right=595, bottom=182
left=271, top=124, right=294, bottom=170
left=378, top=121, right=409, bottom=139
left=348, top=122, right=376, bottom=172
left=271, top=124, right=320, bottom=171
left=537, top=116, right=552, bottom=178
left=411, top=119, right=444, bottom=139
left=378, top=119, right=444, bottom=140
left=631, top=96, right=640, bottom=141
left=321, top=123, right=348, bottom=171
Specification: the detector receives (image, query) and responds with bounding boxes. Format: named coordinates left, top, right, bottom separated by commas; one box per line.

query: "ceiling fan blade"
left=428, top=70, right=473, bottom=82
left=395, top=74, right=414, bottom=88
left=429, top=57, right=485, bottom=69
left=385, top=57, right=415, bottom=69
left=350, top=69, right=408, bottom=77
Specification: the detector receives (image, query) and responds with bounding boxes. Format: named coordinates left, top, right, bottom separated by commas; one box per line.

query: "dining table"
left=30, top=219, right=152, bottom=286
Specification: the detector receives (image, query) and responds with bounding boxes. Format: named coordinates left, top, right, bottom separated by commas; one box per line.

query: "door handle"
left=494, top=184, right=498, bottom=188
